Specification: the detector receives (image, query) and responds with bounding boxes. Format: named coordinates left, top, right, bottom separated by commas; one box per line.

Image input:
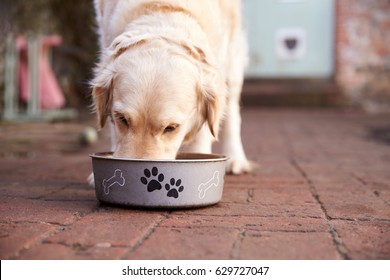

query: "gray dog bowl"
left=90, top=152, right=228, bottom=208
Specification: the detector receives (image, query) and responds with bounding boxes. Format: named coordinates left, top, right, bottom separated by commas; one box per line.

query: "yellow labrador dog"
left=92, top=0, right=251, bottom=176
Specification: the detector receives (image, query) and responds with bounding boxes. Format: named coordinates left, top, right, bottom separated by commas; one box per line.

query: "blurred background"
left=0, top=0, right=389, bottom=122
left=242, top=0, right=390, bottom=110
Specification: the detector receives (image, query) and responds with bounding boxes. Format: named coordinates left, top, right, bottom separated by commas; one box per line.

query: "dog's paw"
left=226, top=157, right=254, bottom=175
left=87, top=172, right=95, bottom=188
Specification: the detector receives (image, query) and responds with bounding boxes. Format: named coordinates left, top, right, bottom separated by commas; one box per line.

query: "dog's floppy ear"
left=91, top=65, right=115, bottom=128
left=91, top=32, right=148, bottom=128
left=198, top=68, right=226, bottom=140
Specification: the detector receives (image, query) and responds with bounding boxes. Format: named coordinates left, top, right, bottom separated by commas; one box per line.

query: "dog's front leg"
left=221, top=92, right=252, bottom=174
left=221, top=28, right=252, bottom=174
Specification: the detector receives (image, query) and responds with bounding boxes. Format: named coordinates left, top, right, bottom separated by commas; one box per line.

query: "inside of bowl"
left=91, top=152, right=226, bottom=161
left=176, top=153, right=226, bottom=160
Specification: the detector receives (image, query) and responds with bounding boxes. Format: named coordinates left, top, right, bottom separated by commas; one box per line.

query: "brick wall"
left=335, top=0, right=390, bottom=112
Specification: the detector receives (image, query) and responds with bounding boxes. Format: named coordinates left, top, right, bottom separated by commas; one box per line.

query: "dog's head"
left=92, top=32, right=225, bottom=159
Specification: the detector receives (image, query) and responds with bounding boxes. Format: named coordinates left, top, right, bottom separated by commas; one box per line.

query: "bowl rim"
left=90, top=152, right=228, bottom=163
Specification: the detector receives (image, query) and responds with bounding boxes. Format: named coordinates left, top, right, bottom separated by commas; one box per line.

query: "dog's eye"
left=115, top=113, right=129, bottom=128
left=163, top=124, right=178, bottom=134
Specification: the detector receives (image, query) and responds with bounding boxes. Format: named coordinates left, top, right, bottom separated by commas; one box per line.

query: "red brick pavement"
left=0, top=109, right=389, bottom=260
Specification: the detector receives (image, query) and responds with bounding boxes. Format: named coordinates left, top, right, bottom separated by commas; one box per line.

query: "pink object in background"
left=16, top=35, right=65, bottom=110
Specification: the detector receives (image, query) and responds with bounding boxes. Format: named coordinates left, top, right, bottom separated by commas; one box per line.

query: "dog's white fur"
left=92, top=0, right=251, bottom=176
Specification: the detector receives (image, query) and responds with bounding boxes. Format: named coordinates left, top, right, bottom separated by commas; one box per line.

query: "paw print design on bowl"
left=165, top=178, right=184, bottom=199
left=140, top=167, right=164, bottom=192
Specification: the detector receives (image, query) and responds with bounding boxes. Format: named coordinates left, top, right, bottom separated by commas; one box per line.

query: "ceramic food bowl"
left=90, top=152, right=228, bottom=208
